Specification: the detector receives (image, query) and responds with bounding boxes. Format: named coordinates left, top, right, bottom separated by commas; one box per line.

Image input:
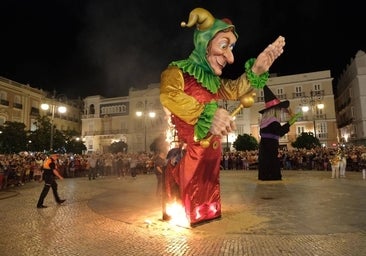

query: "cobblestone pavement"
left=1, top=170, right=366, bottom=256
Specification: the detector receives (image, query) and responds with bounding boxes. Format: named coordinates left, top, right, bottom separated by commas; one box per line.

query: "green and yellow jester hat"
left=170, top=7, right=238, bottom=94
left=182, top=8, right=238, bottom=59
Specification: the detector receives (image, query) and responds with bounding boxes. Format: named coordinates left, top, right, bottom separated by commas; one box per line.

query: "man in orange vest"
left=36, top=154, right=66, bottom=208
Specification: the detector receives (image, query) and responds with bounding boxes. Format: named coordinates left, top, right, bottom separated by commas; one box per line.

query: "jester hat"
left=170, top=8, right=238, bottom=93
left=181, top=7, right=238, bottom=58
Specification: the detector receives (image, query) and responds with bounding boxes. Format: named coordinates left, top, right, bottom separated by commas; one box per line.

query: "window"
left=313, top=83, right=321, bottom=91
left=294, top=86, right=303, bottom=98
left=13, top=95, right=22, bottom=109
left=0, top=91, right=7, bottom=100
left=0, top=91, right=9, bottom=106
left=277, top=88, right=287, bottom=100
left=258, top=89, right=264, bottom=102
left=0, top=116, right=6, bottom=126
left=317, top=122, right=328, bottom=139
left=296, top=126, right=305, bottom=135
left=89, top=104, right=95, bottom=115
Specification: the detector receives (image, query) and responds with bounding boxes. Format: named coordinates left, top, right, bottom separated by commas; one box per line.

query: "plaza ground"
left=1, top=170, right=366, bottom=255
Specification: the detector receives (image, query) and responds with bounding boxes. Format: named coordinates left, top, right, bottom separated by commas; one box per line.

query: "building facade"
left=81, top=70, right=338, bottom=153
left=335, top=50, right=366, bottom=145
left=3, top=63, right=355, bottom=153
left=81, top=83, right=169, bottom=153
left=0, top=76, right=82, bottom=148
left=249, top=70, right=338, bottom=149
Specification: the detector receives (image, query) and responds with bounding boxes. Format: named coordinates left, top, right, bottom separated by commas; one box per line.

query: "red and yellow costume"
left=160, top=8, right=266, bottom=226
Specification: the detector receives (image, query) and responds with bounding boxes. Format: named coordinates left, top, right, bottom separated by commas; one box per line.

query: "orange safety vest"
left=43, top=158, right=54, bottom=170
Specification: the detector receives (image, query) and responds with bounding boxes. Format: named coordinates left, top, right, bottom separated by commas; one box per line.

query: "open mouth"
left=217, top=60, right=226, bottom=69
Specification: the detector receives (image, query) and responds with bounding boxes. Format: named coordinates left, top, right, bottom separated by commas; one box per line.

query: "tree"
left=27, top=116, right=85, bottom=153
left=109, top=140, right=128, bottom=153
left=63, top=129, right=87, bottom=154
left=27, top=116, right=54, bottom=152
left=0, top=121, right=28, bottom=153
left=291, top=132, right=321, bottom=150
left=233, top=134, right=259, bottom=151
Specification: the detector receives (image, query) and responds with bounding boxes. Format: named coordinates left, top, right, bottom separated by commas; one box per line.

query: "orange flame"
left=165, top=201, right=190, bottom=228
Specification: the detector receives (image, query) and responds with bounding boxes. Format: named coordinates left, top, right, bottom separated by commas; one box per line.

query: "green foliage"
left=63, top=129, right=86, bottom=154
left=0, top=116, right=86, bottom=154
left=291, top=132, right=321, bottom=150
left=27, top=116, right=53, bottom=152
left=109, top=140, right=128, bottom=154
left=0, top=121, right=27, bottom=153
left=233, top=134, right=259, bottom=151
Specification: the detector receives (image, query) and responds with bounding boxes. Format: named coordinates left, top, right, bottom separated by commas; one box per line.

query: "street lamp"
left=40, top=102, right=67, bottom=152
left=301, top=90, right=324, bottom=138
left=223, top=100, right=230, bottom=151
left=136, top=100, right=156, bottom=152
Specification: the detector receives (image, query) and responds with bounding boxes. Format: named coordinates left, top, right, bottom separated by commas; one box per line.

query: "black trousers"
left=88, top=167, right=96, bottom=180
left=37, top=180, right=61, bottom=206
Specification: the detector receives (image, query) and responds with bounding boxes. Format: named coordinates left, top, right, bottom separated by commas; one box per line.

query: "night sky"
left=0, top=0, right=364, bottom=98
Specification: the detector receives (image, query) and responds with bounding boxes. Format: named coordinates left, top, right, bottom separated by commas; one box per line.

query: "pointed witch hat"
left=259, top=85, right=289, bottom=114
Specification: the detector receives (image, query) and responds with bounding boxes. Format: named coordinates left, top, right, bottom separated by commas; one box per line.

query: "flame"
left=165, top=201, right=190, bottom=228
left=163, top=115, right=190, bottom=228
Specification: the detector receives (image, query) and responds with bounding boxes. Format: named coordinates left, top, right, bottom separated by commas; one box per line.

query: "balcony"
left=314, top=114, right=326, bottom=120
left=30, top=107, right=39, bottom=116
left=317, top=133, right=328, bottom=139
left=82, top=114, right=97, bottom=119
left=0, top=99, right=9, bottom=106
left=277, top=94, right=287, bottom=100
left=83, top=129, right=128, bottom=136
left=292, top=92, right=305, bottom=99
left=13, top=103, right=23, bottom=109
left=257, top=96, right=264, bottom=102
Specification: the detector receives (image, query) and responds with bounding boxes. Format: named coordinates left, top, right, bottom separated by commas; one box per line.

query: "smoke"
left=150, top=134, right=169, bottom=155
left=78, top=0, right=191, bottom=97
left=74, top=1, right=277, bottom=96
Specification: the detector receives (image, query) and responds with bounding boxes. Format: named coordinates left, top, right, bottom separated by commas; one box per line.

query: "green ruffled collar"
left=169, top=49, right=220, bottom=94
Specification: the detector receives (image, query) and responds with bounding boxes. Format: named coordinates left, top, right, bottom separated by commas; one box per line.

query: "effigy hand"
left=209, top=108, right=236, bottom=136
left=289, top=112, right=302, bottom=126
left=252, top=36, right=285, bottom=75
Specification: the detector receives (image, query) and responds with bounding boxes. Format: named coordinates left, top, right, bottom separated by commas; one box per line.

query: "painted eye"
left=219, top=42, right=228, bottom=50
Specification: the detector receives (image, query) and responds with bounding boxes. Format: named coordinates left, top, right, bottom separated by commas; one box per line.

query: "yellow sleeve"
left=160, top=66, right=205, bottom=125
left=218, top=73, right=253, bottom=100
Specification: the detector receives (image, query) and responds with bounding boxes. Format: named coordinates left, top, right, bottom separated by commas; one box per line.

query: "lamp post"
left=301, top=90, right=324, bottom=138
left=223, top=100, right=230, bottom=151
left=41, top=102, right=67, bottom=152
left=136, top=99, right=156, bottom=152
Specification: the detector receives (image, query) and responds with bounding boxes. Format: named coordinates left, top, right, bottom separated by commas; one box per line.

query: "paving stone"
left=1, top=170, right=366, bottom=255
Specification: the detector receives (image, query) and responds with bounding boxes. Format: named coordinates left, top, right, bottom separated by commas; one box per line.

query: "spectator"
left=88, top=155, right=97, bottom=180
left=154, top=151, right=166, bottom=197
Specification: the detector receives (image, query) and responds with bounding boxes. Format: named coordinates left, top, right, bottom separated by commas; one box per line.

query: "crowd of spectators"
left=221, top=145, right=366, bottom=172
left=1, top=145, right=366, bottom=190
left=0, top=151, right=155, bottom=189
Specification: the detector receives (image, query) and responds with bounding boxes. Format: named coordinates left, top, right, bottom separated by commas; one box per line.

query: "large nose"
left=225, top=49, right=234, bottom=64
